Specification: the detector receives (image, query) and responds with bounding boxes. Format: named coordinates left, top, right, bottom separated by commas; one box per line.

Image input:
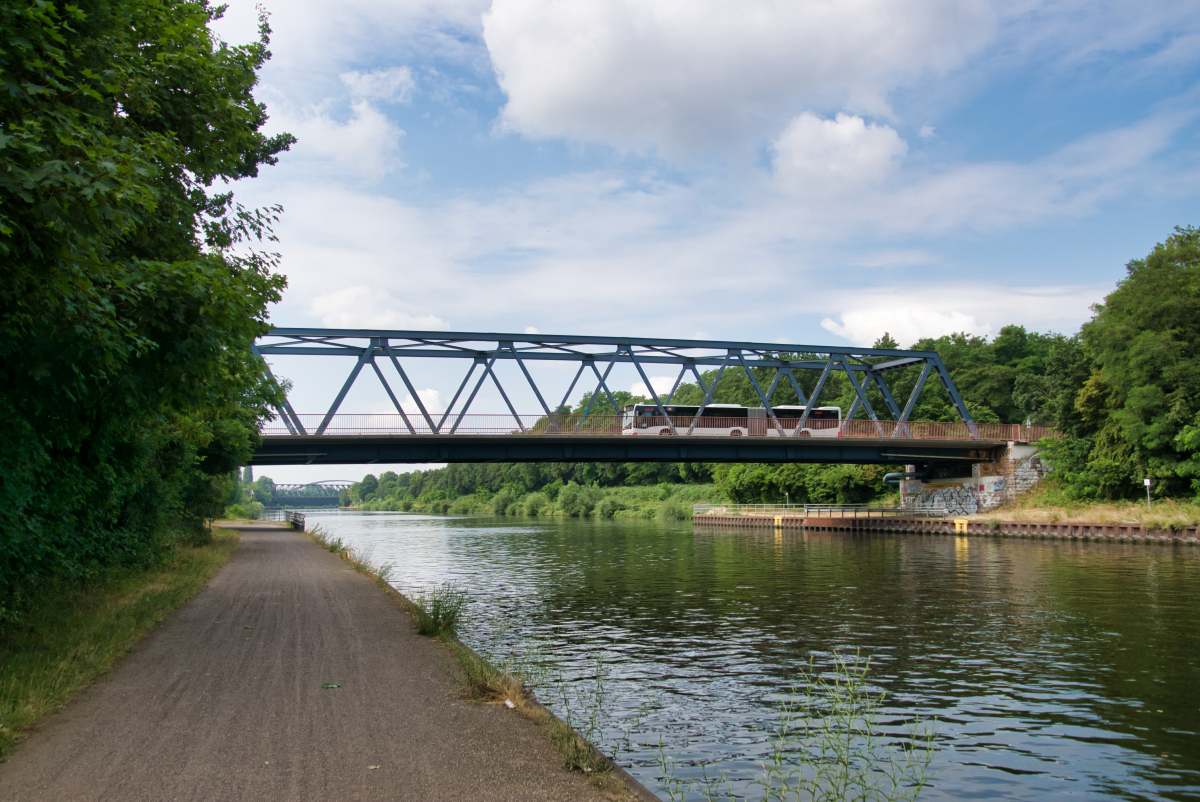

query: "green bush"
left=491, top=489, right=515, bottom=515
left=523, top=492, right=550, bottom=516
left=448, top=497, right=475, bottom=515
left=658, top=498, right=690, bottom=520
left=558, top=482, right=602, bottom=517
left=595, top=498, right=624, bottom=519
left=224, top=501, right=264, bottom=520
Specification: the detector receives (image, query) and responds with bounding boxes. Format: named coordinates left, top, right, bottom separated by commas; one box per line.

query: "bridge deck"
left=251, top=434, right=1008, bottom=466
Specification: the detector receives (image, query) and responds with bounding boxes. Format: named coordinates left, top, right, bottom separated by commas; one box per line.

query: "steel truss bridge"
left=251, top=329, right=1050, bottom=467
left=271, top=481, right=355, bottom=505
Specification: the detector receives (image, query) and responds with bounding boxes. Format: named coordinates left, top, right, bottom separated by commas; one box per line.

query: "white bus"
left=621, top=404, right=843, bottom=437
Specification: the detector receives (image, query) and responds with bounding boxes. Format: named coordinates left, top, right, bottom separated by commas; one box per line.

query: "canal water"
left=303, top=510, right=1199, bottom=801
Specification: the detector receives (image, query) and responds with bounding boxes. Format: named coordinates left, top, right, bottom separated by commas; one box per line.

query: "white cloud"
left=340, top=66, right=416, bottom=102
left=773, top=113, right=907, bottom=194
left=401, top=389, right=446, bottom=414
left=269, top=101, right=405, bottom=178
left=308, top=286, right=447, bottom=329
left=630, top=376, right=679, bottom=399
left=483, top=0, right=994, bottom=152
left=919, top=125, right=936, bottom=139
left=524, top=326, right=540, bottom=334
left=818, top=283, right=1106, bottom=347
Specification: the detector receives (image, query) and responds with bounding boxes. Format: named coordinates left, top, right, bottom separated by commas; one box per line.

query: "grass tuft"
left=411, top=583, right=468, bottom=638
left=0, top=528, right=240, bottom=758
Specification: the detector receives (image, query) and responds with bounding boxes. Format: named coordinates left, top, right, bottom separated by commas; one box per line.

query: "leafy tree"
left=0, top=0, right=291, bottom=621
left=1073, top=226, right=1200, bottom=497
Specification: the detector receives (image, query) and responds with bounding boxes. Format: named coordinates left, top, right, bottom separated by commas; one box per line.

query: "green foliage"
left=1034, top=226, right=1200, bottom=500
left=715, top=463, right=890, bottom=505
left=522, top=492, right=550, bottom=516
left=0, top=0, right=290, bottom=622
left=558, top=482, right=602, bottom=517
left=491, top=489, right=516, bottom=516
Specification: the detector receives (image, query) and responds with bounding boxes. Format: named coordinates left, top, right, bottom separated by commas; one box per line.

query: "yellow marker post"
left=954, top=518, right=969, bottom=533
left=775, top=515, right=783, bottom=527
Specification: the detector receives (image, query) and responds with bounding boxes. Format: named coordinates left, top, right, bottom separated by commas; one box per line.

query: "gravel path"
left=0, top=525, right=619, bottom=801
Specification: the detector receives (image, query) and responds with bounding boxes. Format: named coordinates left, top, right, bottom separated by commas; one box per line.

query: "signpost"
left=1144, top=477, right=1152, bottom=510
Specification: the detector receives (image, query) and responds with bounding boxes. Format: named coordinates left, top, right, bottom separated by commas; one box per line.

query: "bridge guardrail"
left=693, top=503, right=950, bottom=518
left=260, top=414, right=1054, bottom=443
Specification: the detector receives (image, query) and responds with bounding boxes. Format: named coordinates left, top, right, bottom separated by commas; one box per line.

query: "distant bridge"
left=250, top=329, right=1049, bottom=467
left=270, top=480, right=355, bottom=506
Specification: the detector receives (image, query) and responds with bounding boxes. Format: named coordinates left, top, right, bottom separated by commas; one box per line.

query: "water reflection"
left=305, top=510, right=1200, bottom=801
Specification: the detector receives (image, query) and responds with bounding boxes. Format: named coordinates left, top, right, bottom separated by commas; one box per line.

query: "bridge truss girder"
left=252, top=328, right=976, bottom=440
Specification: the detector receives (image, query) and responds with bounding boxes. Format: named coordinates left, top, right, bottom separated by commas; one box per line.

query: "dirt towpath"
left=0, top=525, right=619, bottom=801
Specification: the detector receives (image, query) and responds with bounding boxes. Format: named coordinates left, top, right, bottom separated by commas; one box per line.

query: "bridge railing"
left=693, top=503, right=950, bottom=518
left=260, top=414, right=1054, bottom=443
left=258, top=509, right=306, bottom=529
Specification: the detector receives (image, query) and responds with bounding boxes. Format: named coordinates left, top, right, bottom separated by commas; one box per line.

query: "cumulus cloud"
left=818, top=284, right=1107, bottom=347
left=401, top=388, right=446, bottom=414
left=483, top=0, right=994, bottom=152
left=269, top=101, right=406, bottom=178
left=773, top=113, right=907, bottom=194
left=309, top=286, right=447, bottom=329
left=340, top=66, right=416, bottom=102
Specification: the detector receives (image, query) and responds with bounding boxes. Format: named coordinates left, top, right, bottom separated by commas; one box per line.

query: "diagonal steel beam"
left=438, top=360, right=481, bottom=433
left=898, top=362, right=933, bottom=426
left=793, top=356, right=835, bottom=437
left=575, top=346, right=623, bottom=432
left=507, top=341, right=558, bottom=433
left=384, top=343, right=437, bottom=433
left=869, top=371, right=903, bottom=418
left=251, top=344, right=304, bottom=435
left=370, top=359, right=417, bottom=434
left=839, top=355, right=886, bottom=437
left=687, top=352, right=731, bottom=435
left=629, top=348, right=677, bottom=434
left=316, top=345, right=372, bottom=435
left=484, top=351, right=527, bottom=433
left=664, top=364, right=689, bottom=404
left=734, top=352, right=784, bottom=434
left=449, top=356, right=495, bottom=434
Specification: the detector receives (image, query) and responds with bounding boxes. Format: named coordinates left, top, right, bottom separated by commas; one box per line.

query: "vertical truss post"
left=316, top=344, right=373, bottom=435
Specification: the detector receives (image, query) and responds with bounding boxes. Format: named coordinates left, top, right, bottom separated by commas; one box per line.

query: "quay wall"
left=693, top=514, right=1200, bottom=544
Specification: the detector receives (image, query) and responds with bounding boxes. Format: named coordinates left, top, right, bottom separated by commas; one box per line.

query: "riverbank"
left=0, top=523, right=635, bottom=801
left=0, top=527, right=240, bottom=757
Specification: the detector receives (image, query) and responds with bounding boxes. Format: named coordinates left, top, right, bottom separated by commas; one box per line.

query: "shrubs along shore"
left=356, top=481, right=718, bottom=521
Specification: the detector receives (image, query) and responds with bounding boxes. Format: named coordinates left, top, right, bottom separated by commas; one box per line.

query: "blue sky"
left=213, top=0, right=1200, bottom=484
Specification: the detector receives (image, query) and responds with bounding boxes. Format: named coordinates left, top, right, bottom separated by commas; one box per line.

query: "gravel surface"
left=0, top=525, right=619, bottom=801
